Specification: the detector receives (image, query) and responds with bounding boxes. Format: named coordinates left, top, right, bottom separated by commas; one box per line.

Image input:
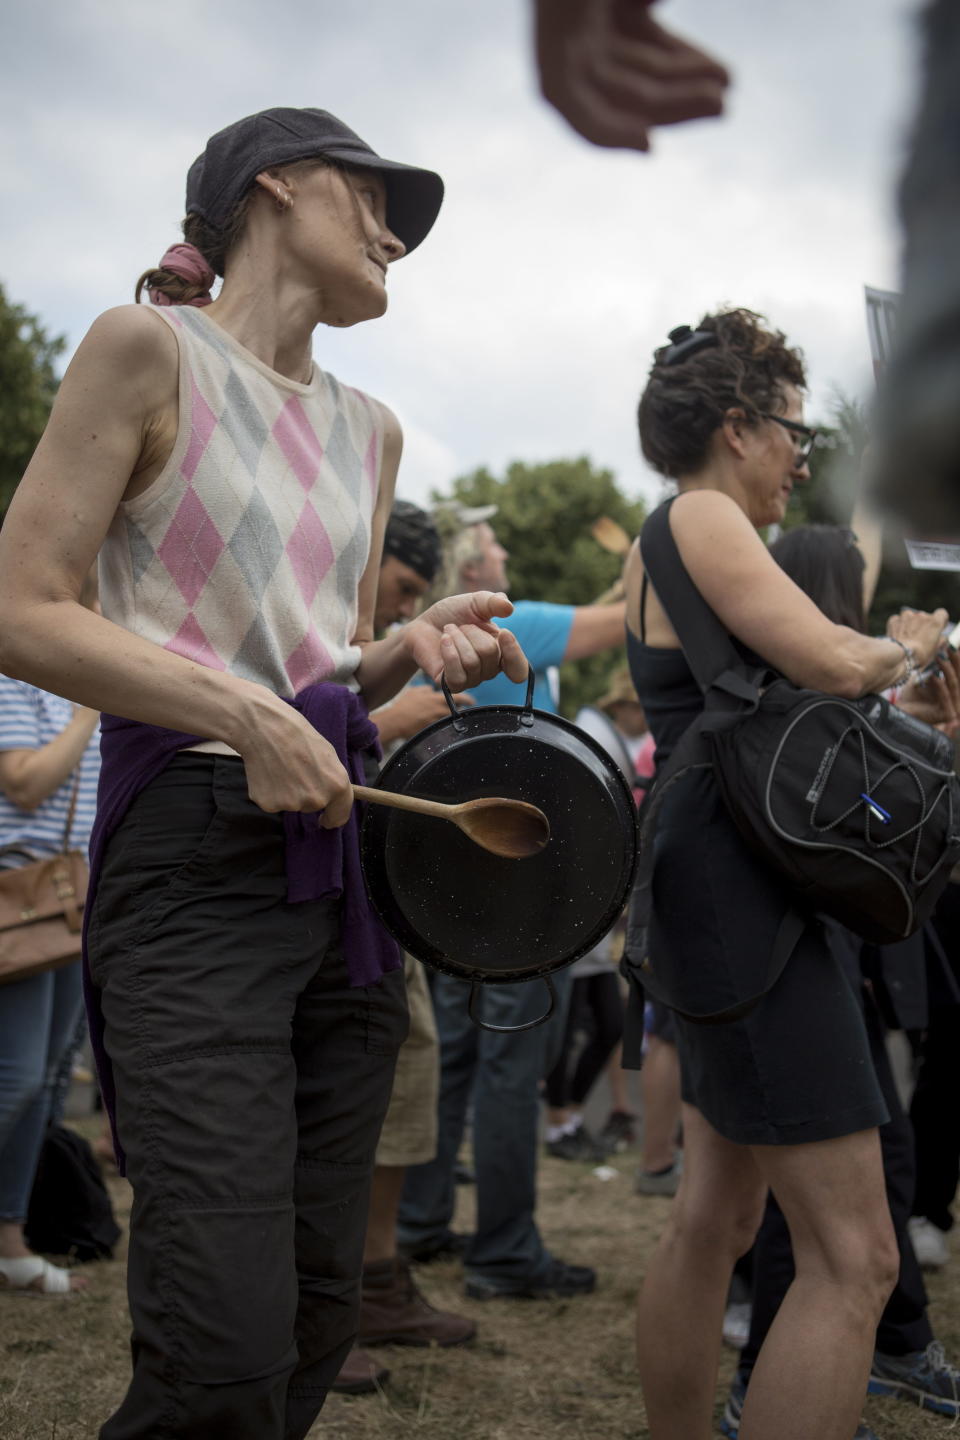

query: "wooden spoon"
left=353, top=785, right=550, bottom=859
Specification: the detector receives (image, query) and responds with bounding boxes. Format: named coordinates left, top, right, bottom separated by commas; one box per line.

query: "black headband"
left=656, top=325, right=719, bottom=367
left=382, top=501, right=442, bottom=584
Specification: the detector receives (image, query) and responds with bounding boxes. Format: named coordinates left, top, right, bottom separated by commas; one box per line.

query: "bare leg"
left=363, top=1165, right=407, bottom=1264
left=640, top=1035, right=682, bottom=1173
left=739, top=1128, right=898, bottom=1440
left=636, top=1104, right=766, bottom=1439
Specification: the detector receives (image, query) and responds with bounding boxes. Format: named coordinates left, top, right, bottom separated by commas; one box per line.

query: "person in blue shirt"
left=428, top=504, right=626, bottom=712
left=398, top=505, right=627, bottom=1298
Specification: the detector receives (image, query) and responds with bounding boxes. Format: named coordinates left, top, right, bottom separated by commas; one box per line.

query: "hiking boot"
left=329, top=1346, right=389, bottom=1395
left=359, top=1257, right=476, bottom=1347
left=397, top=1229, right=470, bottom=1264
left=907, top=1215, right=950, bottom=1269
left=869, top=1340, right=960, bottom=1416
left=598, top=1109, right=638, bottom=1153
left=720, top=1370, right=879, bottom=1438
left=464, top=1256, right=596, bottom=1301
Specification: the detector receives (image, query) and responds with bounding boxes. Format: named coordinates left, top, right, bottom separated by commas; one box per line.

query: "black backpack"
left=25, top=1124, right=121, bottom=1262
left=623, top=498, right=960, bottom=1025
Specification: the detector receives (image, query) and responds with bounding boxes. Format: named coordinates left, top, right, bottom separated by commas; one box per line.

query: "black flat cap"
left=186, top=107, right=444, bottom=263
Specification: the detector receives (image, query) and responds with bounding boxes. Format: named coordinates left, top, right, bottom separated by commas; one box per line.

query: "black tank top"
left=626, top=573, right=763, bottom=766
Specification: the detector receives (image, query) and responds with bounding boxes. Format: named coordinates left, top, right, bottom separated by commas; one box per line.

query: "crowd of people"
left=2, top=3, right=960, bottom=1438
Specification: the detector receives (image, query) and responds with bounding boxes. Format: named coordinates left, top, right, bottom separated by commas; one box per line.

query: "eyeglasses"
left=758, top=412, right=819, bottom=464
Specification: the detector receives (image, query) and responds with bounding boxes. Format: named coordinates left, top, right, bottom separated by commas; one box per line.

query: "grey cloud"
left=1, top=0, right=926, bottom=510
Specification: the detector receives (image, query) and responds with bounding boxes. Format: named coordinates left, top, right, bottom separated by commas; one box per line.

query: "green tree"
left=0, top=285, right=65, bottom=516
left=435, top=457, right=646, bottom=715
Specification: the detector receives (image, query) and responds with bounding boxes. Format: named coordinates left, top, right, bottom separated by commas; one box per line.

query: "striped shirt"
left=0, top=679, right=100, bottom=866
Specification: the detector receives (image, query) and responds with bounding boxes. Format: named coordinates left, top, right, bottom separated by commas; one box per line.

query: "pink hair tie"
left=149, top=243, right=215, bottom=307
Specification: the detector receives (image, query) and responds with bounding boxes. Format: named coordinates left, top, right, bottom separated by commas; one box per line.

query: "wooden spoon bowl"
left=353, top=785, right=550, bottom=860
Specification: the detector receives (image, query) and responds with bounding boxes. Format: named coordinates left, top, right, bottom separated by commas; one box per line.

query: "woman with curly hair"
left=624, top=309, right=947, bottom=1440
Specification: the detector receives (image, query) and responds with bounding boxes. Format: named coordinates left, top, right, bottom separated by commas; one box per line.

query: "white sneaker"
left=722, top=1300, right=752, bottom=1350
left=908, top=1216, right=950, bottom=1269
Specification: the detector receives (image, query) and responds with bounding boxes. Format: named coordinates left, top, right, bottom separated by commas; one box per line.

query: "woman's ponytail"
left=135, top=242, right=215, bottom=307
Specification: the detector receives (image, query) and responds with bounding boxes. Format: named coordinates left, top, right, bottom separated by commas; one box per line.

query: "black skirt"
left=650, top=769, right=887, bottom=1145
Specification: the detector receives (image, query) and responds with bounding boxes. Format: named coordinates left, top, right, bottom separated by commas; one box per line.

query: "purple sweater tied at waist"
left=83, top=681, right=402, bottom=1173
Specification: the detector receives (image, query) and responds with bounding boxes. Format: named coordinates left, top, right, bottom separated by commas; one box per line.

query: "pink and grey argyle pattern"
left=99, top=307, right=382, bottom=698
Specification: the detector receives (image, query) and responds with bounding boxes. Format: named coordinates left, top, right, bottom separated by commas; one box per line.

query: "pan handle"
left=440, top=666, right=536, bottom=726
left=468, top=974, right=557, bottom=1033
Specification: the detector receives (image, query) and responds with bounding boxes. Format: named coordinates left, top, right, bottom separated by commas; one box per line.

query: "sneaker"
left=360, top=1256, right=476, bottom=1347
left=546, top=1126, right=606, bottom=1162
left=868, top=1340, right=960, bottom=1417
left=721, top=1300, right=752, bottom=1350
left=397, top=1229, right=470, bottom=1265
left=598, top=1109, right=638, bottom=1153
left=907, top=1215, right=950, bottom=1270
left=635, top=1156, right=682, bottom=1196
left=720, top=1371, right=879, bottom=1438
left=464, top=1256, right=596, bottom=1301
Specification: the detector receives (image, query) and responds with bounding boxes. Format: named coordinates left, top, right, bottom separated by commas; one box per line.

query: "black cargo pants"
left=88, top=755, right=408, bottom=1440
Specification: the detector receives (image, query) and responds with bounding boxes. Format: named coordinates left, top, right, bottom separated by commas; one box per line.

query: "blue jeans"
left=0, top=960, right=84, bottom=1221
left=398, top=968, right=572, bottom=1282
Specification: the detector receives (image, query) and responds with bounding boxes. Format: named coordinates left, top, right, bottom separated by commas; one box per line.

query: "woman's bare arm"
left=0, top=707, right=100, bottom=812
left=651, top=492, right=944, bottom=697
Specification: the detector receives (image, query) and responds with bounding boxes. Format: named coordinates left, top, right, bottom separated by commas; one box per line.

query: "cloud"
left=1, top=0, right=925, bottom=512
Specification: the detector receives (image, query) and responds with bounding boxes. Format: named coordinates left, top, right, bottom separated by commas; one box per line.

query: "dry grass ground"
left=1, top=1117, right=958, bottom=1439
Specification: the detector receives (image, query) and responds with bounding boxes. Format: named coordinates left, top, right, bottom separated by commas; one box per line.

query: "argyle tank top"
left=99, top=306, right=384, bottom=698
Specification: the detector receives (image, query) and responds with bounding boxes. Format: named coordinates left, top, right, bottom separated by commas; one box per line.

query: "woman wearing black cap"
left=623, top=310, right=948, bottom=1440
left=0, top=108, right=524, bottom=1440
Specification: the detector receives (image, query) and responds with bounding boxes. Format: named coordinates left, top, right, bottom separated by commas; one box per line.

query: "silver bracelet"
left=890, top=637, right=920, bottom=686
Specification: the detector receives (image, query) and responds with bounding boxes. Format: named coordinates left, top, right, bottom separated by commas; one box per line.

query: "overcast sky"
left=2, top=0, right=922, bottom=509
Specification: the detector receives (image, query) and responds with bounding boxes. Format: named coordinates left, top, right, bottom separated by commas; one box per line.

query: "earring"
left=276, top=190, right=292, bottom=212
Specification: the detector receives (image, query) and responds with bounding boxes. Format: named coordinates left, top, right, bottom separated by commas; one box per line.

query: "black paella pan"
left=360, top=670, right=639, bottom=1024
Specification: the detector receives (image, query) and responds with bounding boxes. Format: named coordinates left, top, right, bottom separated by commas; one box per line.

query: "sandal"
left=0, top=1255, right=74, bottom=1295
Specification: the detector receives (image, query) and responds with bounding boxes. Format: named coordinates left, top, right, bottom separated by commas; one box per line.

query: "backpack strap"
left=619, top=498, right=805, bottom=1040
left=640, top=498, right=768, bottom=714
left=60, top=770, right=82, bottom=855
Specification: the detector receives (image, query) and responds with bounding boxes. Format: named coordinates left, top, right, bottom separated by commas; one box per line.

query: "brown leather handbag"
left=0, top=774, right=89, bottom=986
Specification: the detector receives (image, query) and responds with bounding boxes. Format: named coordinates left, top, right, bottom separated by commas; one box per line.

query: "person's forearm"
left=354, top=630, right=420, bottom=712
left=2, top=710, right=99, bottom=811
left=371, top=703, right=413, bottom=748
left=825, top=629, right=921, bottom=699
left=0, top=599, right=290, bottom=748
